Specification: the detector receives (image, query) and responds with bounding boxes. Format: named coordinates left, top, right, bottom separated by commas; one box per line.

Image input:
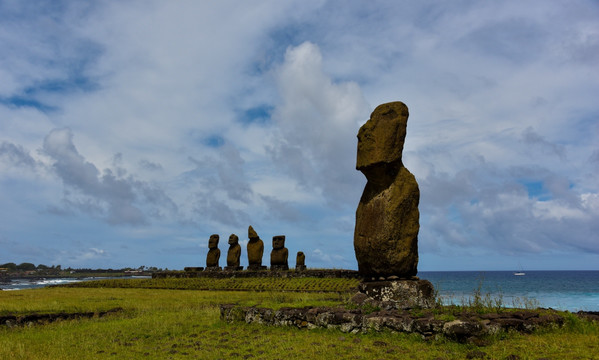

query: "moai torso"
left=226, top=234, right=241, bottom=268
left=206, top=234, right=221, bottom=268
left=270, top=235, right=289, bottom=270
left=354, top=102, right=419, bottom=278
left=247, top=225, right=265, bottom=269
left=295, top=251, right=306, bottom=271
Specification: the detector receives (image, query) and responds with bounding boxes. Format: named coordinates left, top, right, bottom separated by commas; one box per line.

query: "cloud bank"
left=0, top=1, right=597, bottom=270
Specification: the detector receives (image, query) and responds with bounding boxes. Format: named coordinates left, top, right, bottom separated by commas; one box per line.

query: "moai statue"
left=295, top=251, right=306, bottom=271
left=354, top=101, right=420, bottom=278
left=247, top=225, right=266, bottom=270
left=350, top=101, right=436, bottom=310
left=225, top=234, right=243, bottom=271
left=205, top=234, right=221, bottom=271
left=270, top=235, right=289, bottom=271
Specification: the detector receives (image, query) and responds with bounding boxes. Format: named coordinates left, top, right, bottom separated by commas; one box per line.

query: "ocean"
left=2, top=271, right=597, bottom=312
left=0, top=276, right=151, bottom=291
left=419, top=270, right=599, bottom=312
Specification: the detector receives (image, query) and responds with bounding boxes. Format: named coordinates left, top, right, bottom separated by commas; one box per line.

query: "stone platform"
left=352, top=279, right=436, bottom=310
left=220, top=305, right=567, bottom=343
left=153, top=269, right=361, bottom=279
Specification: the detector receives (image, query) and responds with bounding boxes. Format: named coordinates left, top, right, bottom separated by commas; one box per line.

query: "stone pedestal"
left=224, top=266, right=243, bottom=271
left=270, top=265, right=289, bottom=271
left=247, top=265, right=267, bottom=271
left=295, top=265, right=307, bottom=271
left=184, top=267, right=204, bottom=272
left=204, top=266, right=222, bottom=272
left=352, top=279, right=436, bottom=310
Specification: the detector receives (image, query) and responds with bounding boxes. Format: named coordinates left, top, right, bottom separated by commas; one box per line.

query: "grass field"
left=1, top=278, right=598, bottom=359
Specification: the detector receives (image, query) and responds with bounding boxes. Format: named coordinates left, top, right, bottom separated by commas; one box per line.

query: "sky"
left=0, top=0, right=598, bottom=272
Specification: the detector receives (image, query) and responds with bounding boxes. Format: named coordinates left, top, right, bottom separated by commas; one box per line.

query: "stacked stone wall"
left=220, top=305, right=566, bottom=343
left=153, top=269, right=360, bottom=280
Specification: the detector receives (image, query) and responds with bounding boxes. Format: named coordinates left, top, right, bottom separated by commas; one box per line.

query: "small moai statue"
left=270, top=235, right=289, bottom=271
left=225, top=234, right=243, bottom=271
left=295, top=251, right=306, bottom=271
left=247, top=225, right=266, bottom=270
left=205, top=234, right=221, bottom=271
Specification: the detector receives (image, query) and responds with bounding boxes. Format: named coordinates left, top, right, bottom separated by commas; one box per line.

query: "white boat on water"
left=514, top=262, right=525, bottom=276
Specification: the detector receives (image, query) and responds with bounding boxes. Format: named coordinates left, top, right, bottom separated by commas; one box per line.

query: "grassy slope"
left=0, top=279, right=597, bottom=359
left=56, top=277, right=361, bottom=293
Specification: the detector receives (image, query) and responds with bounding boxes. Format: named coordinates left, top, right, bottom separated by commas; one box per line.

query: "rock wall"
left=220, top=305, right=565, bottom=343
left=153, top=269, right=360, bottom=279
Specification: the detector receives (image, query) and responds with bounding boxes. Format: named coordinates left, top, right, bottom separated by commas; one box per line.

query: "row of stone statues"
left=205, top=226, right=306, bottom=271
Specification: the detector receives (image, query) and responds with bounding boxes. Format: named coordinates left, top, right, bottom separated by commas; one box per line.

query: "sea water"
left=0, top=276, right=151, bottom=291
left=419, top=271, right=599, bottom=312
left=3, top=272, right=597, bottom=312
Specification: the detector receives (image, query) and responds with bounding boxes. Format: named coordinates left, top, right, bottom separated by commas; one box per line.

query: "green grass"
left=57, top=276, right=360, bottom=293
left=1, top=279, right=598, bottom=359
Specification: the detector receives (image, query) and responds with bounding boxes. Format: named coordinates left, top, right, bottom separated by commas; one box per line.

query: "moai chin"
left=295, top=251, right=306, bottom=271
left=354, top=101, right=420, bottom=278
left=205, top=234, right=222, bottom=271
left=225, top=234, right=243, bottom=271
left=270, top=235, right=289, bottom=271
left=246, top=225, right=266, bottom=270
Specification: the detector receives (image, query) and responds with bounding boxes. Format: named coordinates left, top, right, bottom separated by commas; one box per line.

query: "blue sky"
left=1, top=0, right=597, bottom=271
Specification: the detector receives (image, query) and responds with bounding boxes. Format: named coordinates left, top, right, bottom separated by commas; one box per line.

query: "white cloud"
left=0, top=1, right=597, bottom=270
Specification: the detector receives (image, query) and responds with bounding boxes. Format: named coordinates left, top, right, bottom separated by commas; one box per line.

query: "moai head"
left=356, top=102, right=409, bottom=172
left=228, top=234, right=239, bottom=245
left=272, top=235, right=286, bottom=249
left=248, top=225, right=259, bottom=240
left=208, top=234, right=219, bottom=249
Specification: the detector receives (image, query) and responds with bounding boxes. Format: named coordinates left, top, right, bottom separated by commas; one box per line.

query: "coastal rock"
left=354, top=101, right=419, bottom=278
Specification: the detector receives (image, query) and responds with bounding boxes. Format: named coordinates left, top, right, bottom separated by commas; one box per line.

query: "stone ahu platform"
left=220, top=305, right=567, bottom=343
left=152, top=269, right=361, bottom=279
left=352, top=279, right=436, bottom=310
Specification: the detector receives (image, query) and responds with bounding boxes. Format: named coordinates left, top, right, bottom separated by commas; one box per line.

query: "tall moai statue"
left=354, top=102, right=420, bottom=278
left=225, top=234, right=243, bottom=271
left=205, top=234, right=222, bottom=270
left=247, top=225, right=266, bottom=270
left=270, top=235, right=289, bottom=271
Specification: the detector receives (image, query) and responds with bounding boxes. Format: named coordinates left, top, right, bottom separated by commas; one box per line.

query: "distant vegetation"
left=0, top=263, right=158, bottom=277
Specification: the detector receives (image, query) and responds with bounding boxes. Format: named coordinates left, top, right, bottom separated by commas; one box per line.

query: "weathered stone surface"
left=295, top=251, right=306, bottom=271
left=247, top=225, right=265, bottom=270
left=355, top=280, right=435, bottom=309
left=183, top=267, right=204, bottom=272
left=442, top=320, right=484, bottom=342
left=220, top=304, right=569, bottom=342
left=354, top=101, right=419, bottom=278
left=206, top=234, right=221, bottom=269
left=226, top=234, right=242, bottom=270
left=270, top=235, right=289, bottom=270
